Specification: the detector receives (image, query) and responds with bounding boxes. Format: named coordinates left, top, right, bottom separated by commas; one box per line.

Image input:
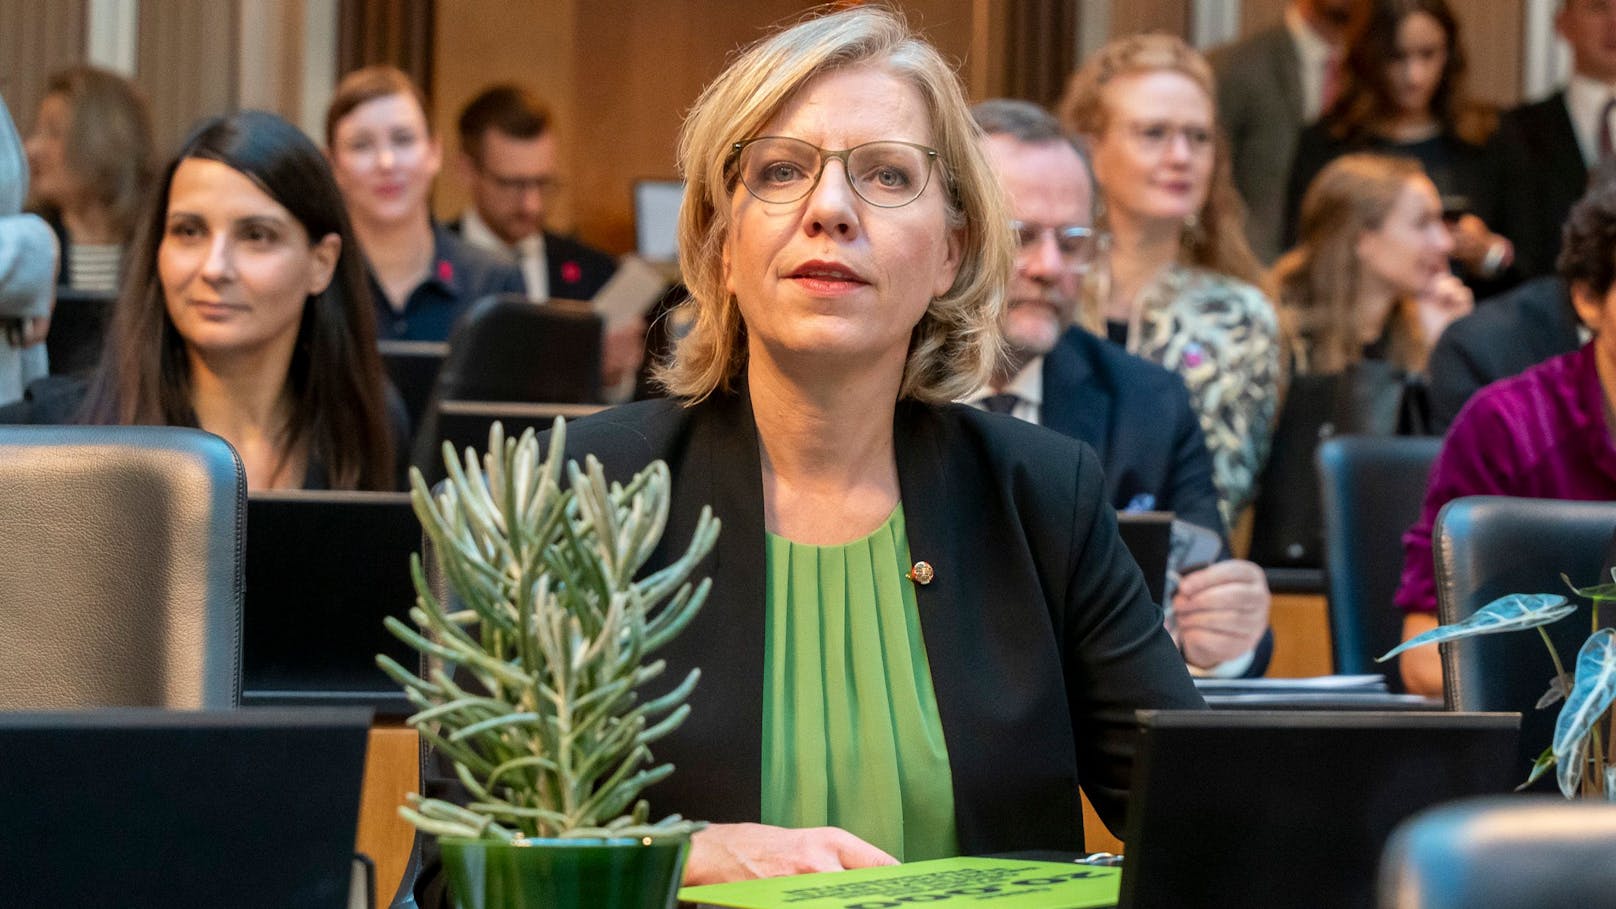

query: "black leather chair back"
left=0, top=425, right=245, bottom=708
left=1317, top=435, right=1442, bottom=686
left=1435, top=496, right=1616, bottom=783
left=44, top=289, right=115, bottom=379
left=378, top=340, right=448, bottom=436
left=1378, top=797, right=1616, bottom=908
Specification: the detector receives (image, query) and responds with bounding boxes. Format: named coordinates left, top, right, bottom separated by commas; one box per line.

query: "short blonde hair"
left=659, top=5, right=1012, bottom=404
left=1057, top=32, right=1264, bottom=325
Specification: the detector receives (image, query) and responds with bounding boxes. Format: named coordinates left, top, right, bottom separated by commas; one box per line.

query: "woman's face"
left=328, top=92, right=441, bottom=228
left=721, top=65, right=961, bottom=374
left=1385, top=12, right=1449, bottom=117
left=160, top=157, right=340, bottom=362
left=24, top=92, right=75, bottom=206
left=1355, top=175, right=1452, bottom=298
left=1088, top=70, right=1215, bottom=230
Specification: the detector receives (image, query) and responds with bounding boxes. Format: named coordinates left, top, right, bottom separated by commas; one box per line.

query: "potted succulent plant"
left=1381, top=575, right=1616, bottom=798
left=378, top=422, right=719, bottom=909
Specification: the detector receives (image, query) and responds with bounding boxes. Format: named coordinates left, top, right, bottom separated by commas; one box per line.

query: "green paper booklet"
left=678, top=856, right=1120, bottom=908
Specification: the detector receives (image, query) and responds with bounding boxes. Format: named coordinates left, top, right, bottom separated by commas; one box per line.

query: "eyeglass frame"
left=474, top=167, right=564, bottom=198
left=727, top=135, right=941, bottom=208
left=1010, top=220, right=1098, bottom=273
left=1113, top=119, right=1216, bottom=157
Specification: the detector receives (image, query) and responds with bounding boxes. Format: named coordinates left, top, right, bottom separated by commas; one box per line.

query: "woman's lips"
left=188, top=299, right=242, bottom=319
left=787, top=261, right=870, bottom=294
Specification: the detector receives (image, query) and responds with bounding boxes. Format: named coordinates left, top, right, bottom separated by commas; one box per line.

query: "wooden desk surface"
left=357, top=723, right=420, bottom=908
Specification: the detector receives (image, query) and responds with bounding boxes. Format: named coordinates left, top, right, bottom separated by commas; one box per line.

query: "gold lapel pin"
left=907, top=561, right=934, bottom=585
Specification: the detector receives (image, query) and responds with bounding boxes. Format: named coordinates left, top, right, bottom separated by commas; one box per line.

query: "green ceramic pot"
left=440, top=834, right=690, bottom=909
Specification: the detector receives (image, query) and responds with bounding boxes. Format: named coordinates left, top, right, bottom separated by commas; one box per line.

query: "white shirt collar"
left=1565, top=73, right=1616, bottom=167
left=963, top=354, right=1045, bottom=424
left=460, top=208, right=549, bottom=300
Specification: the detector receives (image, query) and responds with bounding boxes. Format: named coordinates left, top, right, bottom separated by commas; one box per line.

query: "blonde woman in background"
left=24, top=66, right=153, bottom=295
left=1059, top=34, right=1283, bottom=529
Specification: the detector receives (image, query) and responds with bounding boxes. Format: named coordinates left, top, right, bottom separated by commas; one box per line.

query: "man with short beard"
left=970, top=99, right=1272, bottom=677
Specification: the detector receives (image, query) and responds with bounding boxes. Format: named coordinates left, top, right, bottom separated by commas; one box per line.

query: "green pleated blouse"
left=761, top=504, right=959, bottom=862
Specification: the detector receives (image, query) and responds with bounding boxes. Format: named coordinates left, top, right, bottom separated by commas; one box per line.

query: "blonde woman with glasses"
left=414, top=8, right=1202, bottom=901
left=1059, top=34, right=1284, bottom=531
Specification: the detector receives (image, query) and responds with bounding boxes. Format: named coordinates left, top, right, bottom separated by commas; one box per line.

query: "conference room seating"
left=411, top=294, right=604, bottom=473
left=1378, top=797, right=1616, bottom=907
left=1317, top=435, right=1442, bottom=688
left=378, top=339, right=449, bottom=436
left=0, top=425, right=244, bottom=708
left=1433, top=496, right=1616, bottom=786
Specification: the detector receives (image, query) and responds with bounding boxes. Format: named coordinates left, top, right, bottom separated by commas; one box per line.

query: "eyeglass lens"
left=735, top=136, right=935, bottom=207
left=1012, top=221, right=1096, bottom=269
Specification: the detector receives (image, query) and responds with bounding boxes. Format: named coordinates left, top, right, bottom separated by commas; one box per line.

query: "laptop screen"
left=634, top=179, right=684, bottom=262
left=0, top=707, right=370, bottom=908
left=1118, top=710, right=1520, bottom=909
left=243, top=491, right=420, bottom=715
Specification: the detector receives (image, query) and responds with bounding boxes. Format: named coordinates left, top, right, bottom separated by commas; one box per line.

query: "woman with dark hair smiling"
left=1283, top=0, right=1514, bottom=291
left=2, top=110, right=402, bottom=491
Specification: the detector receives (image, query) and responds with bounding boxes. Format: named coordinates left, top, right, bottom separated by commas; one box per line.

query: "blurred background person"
left=450, top=84, right=645, bottom=395
left=1059, top=33, right=1284, bottom=530
left=1250, top=153, right=1470, bottom=568
left=970, top=97, right=1271, bottom=678
left=0, top=92, right=57, bottom=406
left=1284, top=0, right=1514, bottom=294
left=1393, top=178, right=1616, bottom=695
left=24, top=65, right=152, bottom=295
left=2, top=111, right=403, bottom=492
left=325, top=66, right=522, bottom=342
left=1213, top=0, right=1365, bottom=263
left=1498, top=0, right=1616, bottom=279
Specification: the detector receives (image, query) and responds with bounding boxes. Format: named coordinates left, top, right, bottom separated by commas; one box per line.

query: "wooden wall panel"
left=1239, top=0, right=1289, bottom=36
left=0, top=0, right=88, bottom=140
left=137, top=0, right=238, bottom=151
left=1110, top=0, right=1190, bottom=39
left=1459, top=0, right=1524, bottom=107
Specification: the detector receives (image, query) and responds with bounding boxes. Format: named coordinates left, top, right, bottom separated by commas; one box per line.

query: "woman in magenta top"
left=1395, top=180, right=1616, bottom=695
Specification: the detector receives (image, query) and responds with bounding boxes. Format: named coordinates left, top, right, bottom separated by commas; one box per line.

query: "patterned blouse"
left=1116, top=264, right=1283, bottom=527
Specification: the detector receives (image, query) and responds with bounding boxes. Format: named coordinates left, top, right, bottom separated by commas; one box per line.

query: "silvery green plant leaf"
left=1536, top=673, right=1571, bottom=711
left=1607, top=767, right=1616, bottom=802
left=1553, top=628, right=1616, bottom=797
left=1377, top=594, right=1575, bottom=662
left=1563, top=571, right=1616, bottom=602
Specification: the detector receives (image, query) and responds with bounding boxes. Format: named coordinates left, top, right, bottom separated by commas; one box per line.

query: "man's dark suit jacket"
left=446, top=217, right=617, bottom=301
left=1427, top=275, right=1582, bottom=433
left=550, top=388, right=1204, bottom=850
left=1041, top=327, right=1222, bottom=540
left=1498, top=92, right=1586, bottom=279
left=1038, top=327, right=1272, bottom=677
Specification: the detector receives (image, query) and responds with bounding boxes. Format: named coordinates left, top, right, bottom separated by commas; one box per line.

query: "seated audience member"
left=24, top=66, right=152, bottom=295
left=451, top=84, right=645, bottom=395
left=415, top=9, right=1203, bottom=902
left=1212, top=0, right=1364, bottom=263
left=1, top=110, right=403, bottom=492
left=1283, top=0, right=1515, bottom=295
left=969, top=98, right=1271, bottom=678
left=1422, top=160, right=1616, bottom=431
left=1393, top=180, right=1616, bottom=696
left=325, top=66, right=523, bottom=342
left=1058, top=33, right=1284, bottom=529
left=1276, top=153, right=1471, bottom=382
left=0, top=93, right=56, bottom=406
left=1496, top=0, right=1616, bottom=279
left=1426, top=274, right=1581, bottom=433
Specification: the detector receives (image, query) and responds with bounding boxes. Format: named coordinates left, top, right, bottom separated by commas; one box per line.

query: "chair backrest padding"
left=0, top=425, right=245, bottom=708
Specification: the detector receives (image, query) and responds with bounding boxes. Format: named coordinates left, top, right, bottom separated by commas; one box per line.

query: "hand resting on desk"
left=684, top=822, right=898, bottom=885
left=1172, top=559, right=1270, bottom=670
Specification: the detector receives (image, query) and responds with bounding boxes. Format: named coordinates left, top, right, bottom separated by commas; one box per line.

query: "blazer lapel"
left=1040, top=332, right=1112, bottom=465
left=1270, top=30, right=1305, bottom=124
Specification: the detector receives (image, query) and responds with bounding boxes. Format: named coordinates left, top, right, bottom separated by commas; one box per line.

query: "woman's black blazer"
left=553, top=387, right=1205, bottom=854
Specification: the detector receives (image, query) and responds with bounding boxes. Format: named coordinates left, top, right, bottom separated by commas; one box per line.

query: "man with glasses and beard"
left=970, top=99, right=1271, bottom=677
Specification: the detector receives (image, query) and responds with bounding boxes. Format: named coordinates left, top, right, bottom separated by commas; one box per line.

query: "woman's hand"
left=1413, top=272, right=1473, bottom=349
left=1447, top=214, right=1512, bottom=278
left=683, top=822, right=898, bottom=886
left=1172, top=559, right=1270, bottom=670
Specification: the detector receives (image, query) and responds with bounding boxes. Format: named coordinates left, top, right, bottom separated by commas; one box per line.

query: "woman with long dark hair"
left=1283, top=0, right=1513, bottom=290
left=4, top=110, right=401, bottom=491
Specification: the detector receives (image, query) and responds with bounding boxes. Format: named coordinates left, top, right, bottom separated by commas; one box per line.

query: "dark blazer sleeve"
left=545, top=233, right=618, bottom=302
left=1056, top=440, right=1207, bottom=831
left=1162, top=378, right=1224, bottom=544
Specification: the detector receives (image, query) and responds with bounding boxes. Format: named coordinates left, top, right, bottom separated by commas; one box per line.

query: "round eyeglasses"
left=1011, top=220, right=1097, bottom=273
left=730, top=136, right=940, bottom=208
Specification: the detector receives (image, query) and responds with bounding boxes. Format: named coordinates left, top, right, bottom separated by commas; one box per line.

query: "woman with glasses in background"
left=324, top=66, right=523, bottom=342
left=1059, top=34, right=1283, bottom=531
